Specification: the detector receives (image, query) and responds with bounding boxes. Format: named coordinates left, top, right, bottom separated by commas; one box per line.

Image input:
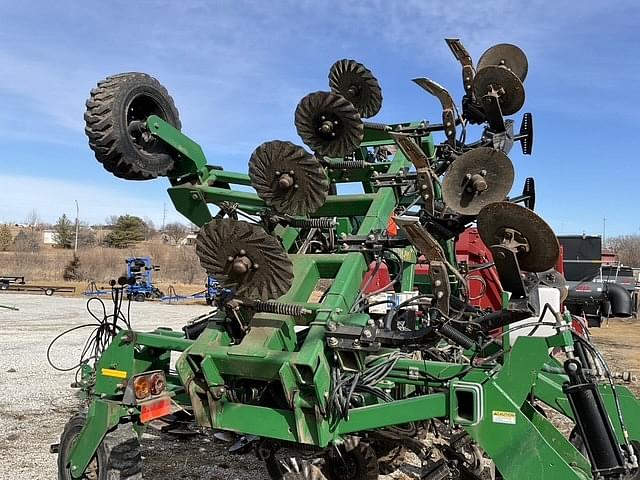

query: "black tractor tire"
left=85, top=72, right=181, bottom=180
left=134, top=293, right=146, bottom=302
left=57, top=413, right=142, bottom=480
left=323, top=441, right=379, bottom=480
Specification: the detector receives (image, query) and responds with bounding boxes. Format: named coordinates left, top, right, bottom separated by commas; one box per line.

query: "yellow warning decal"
left=101, top=368, right=128, bottom=379
left=492, top=410, right=516, bottom=425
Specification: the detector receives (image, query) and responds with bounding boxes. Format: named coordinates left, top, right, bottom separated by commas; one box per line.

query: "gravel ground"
left=0, top=293, right=242, bottom=480
left=0, top=293, right=638, bottom=479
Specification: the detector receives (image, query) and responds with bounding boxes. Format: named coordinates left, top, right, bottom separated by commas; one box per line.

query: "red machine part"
left=360, top=226, right=569, bottom=319
left=455, top=227, right=503, bottom=310
left=362, top=261, right=392, bottom=294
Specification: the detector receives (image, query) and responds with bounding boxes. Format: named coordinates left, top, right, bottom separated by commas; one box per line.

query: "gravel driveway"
left=1, top=293, right=637, bottom=480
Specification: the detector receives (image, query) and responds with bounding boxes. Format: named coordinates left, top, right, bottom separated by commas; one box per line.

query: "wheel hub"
left=497, top=227, right=530, bottom=254
left=317, top=115, right=340, bottom=138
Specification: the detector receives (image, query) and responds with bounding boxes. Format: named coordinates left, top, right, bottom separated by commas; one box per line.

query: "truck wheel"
left=134, top=293, right=146, bottom=302
left=45, top=288, right=55, bottom=296
left=0, top=283, right=8, bottom=290
left=57, top=413, right=142, bottom=480
left=85, top=73, right=181, bottom=180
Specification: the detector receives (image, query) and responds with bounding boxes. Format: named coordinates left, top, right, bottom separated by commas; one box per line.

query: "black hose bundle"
left=47, top=287, right=132, bottom=385
left=328, top=351, right=409, bottom=424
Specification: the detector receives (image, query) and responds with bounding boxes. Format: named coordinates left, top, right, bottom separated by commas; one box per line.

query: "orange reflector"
left=388, top=217, right=398, bottom=237
left=140, top=397, right=171, bottom=423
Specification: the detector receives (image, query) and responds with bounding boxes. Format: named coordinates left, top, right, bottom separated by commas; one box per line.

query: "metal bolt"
left=327, top=321, right=337, bottom=331
left=367, top=319, right=375, bottom=326
left=363, top=329, right=373, bottom=339
left=435, top=279, right=442, bottom=287
left=327, top=337, right=339, bottom=347
left=191, top=193, right=199, bottom=200
left=436, top=291, right=444, bottom=299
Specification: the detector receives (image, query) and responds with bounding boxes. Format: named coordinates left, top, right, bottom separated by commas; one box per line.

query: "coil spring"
left=363, top=121, right=391, bottom=131
left=329, top=160, right=367, bottom=169
left=287, top=217, right=336, bottom=228
left=254, top=301, right=308, bottom=316
left=438, top=323, right=477, bottom=350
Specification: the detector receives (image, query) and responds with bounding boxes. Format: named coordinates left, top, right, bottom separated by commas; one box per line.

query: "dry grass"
left=0, top=242, right=206, bottom=287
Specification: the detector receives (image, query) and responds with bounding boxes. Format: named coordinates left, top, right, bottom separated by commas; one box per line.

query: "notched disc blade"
left=473, top=66, right=525, bottom=116
left=196, top=219, right=293, bottom=301
left=329, top=59, right=382, bottom=118
left=442, top=147, right=514, bottom=215
left=477, top=201, right=559, bottom=272
left=478, top=43, right=529, bottom=81
left=295, top=91, right=364, bottom=157
left=249, top=140, right=329, bottom=215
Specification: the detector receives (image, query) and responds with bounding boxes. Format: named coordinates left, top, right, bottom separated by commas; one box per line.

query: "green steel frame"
left=66, top=117, right=640, bottom=479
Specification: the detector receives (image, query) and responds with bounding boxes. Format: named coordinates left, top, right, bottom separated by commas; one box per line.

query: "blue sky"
left=0, top=1, right=638, bottom=236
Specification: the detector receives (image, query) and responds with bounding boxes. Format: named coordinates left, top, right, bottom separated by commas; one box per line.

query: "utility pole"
left=74, top=200, right=79, bottom=253
left=162, top=203, right=167, bottom=231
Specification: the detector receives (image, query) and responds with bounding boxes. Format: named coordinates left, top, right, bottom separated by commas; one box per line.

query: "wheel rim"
left=126, top=94, right=169, bottom=156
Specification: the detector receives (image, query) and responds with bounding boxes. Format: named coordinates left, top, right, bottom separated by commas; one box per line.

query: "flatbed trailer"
left=0, top=276, right=26, bottom=290
left=0, top=283, right=76, bottom=296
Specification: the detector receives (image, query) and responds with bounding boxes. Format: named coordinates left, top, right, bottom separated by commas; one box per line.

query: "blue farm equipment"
left=205, top=275, right=222, bottom=305
left=161, top=276, right=228, bottom=304
left=125, top=257, right=164, bottom=302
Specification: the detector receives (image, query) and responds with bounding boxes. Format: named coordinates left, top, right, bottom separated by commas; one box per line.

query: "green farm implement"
left=53, top=39, right=640, bottom=479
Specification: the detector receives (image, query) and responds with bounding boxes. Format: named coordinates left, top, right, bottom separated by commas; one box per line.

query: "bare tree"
left=24, top=209, right=42, bottom=229
left=105, top=215, right=120, bottom=227
left=13, top=229, right=40, bottom=252
left=144, top=217, right=157, bottom=240
left=607, top=234, right=640, bottom=267
left=163, top=222, right=190, bottom=245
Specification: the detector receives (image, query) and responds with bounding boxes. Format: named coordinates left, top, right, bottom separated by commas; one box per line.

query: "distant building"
left=43, top=229, right=56, bottom=245
left=179, top=233, right=198, bottom=247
